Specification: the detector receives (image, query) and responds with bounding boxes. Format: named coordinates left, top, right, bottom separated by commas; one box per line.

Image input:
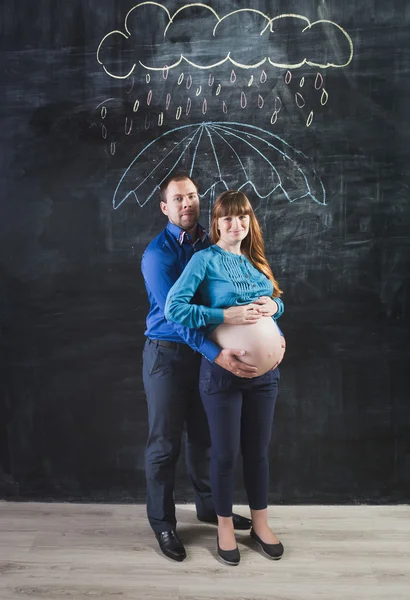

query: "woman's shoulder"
left=189, top=246, right=223, bottom=275
left=195, top=245, right=220, bottom=262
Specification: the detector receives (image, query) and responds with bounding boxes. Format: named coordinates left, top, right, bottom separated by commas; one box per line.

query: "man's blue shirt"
left=141, top=222, right=221, bottom=362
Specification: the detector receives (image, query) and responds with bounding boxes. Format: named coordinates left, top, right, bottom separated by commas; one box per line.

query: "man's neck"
left=185, top=224, right=198, bottom=243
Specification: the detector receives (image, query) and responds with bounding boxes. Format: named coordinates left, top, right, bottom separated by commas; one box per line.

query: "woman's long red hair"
left=210, top=190, right=282, bottom=297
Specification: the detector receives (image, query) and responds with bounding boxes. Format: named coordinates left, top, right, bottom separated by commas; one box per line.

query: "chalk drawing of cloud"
left=96, top=3, right=354, bottom=79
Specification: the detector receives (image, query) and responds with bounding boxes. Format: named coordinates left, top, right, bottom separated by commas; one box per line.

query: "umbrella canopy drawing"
left=112, top=122, right=326, bottom=210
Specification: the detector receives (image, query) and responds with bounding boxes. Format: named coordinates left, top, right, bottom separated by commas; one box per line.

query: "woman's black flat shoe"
left=250, top=528, right=284, bottom=560
left=217, top=536, right=240, bottom=566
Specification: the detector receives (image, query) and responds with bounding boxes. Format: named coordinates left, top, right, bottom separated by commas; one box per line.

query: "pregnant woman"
left=165, top=190, right=286, bottom=565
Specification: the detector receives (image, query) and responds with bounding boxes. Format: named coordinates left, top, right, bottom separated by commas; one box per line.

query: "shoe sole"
left=158, top=547, right=186, bottom=562
left=217, top=554, right=240, bottom=566
left=160, top=552, right=186, bottom=562
left=252, top=538, right=283, bottom=560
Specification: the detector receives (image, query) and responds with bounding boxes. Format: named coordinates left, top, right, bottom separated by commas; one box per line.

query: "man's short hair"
left=159, top=173, right=199, bottom=203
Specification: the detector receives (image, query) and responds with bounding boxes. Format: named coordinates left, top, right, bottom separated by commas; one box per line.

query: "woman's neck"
left=216, top=240, right=242, bottom=255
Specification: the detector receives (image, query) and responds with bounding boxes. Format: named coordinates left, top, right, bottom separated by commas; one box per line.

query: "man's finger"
left=234, top=369, right=256, bottom=379
left=227, top=349, right=246, bottom=356
left=232, top=363, right=258, bottom=373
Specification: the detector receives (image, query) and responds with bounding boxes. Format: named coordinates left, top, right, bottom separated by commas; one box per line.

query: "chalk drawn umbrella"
left=112, top=121, right=326, bottom=210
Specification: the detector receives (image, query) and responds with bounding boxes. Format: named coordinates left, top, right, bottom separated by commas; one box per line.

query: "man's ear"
left=160, top=201, right=168, bottom=216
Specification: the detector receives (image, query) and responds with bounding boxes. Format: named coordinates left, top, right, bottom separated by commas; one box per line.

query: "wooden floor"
left=0, top=502, right=409, bottom=600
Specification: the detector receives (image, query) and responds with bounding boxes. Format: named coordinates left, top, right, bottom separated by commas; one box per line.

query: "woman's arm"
left=165, top=252, right=224, bottom=329
left=165, top=251, right=264, bottom=328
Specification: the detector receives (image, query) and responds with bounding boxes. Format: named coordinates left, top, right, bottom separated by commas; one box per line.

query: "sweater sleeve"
left=272, top=297, right=284, bottom=320
left=165, top=251, right=224, bottom=328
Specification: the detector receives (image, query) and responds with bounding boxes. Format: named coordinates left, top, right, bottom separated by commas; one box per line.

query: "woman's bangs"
left=217, top=194, right=251, bottom=218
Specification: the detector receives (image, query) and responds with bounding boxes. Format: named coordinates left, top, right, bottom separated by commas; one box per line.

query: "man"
left=141, top=174, right=279, bottom=561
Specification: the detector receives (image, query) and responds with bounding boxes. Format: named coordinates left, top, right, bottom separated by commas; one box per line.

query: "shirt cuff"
left=203, top=307, right=224, bottom=325
left=272, top=297, right=284, bottom=320
left=200, top=338, right=221, bottom=362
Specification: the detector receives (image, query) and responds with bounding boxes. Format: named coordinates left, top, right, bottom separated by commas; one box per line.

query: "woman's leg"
left=241, top=368, right=281, bottom=543
left=199, top=360, right=242, bottom=550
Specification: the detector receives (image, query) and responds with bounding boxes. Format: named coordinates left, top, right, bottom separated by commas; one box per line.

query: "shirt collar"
left=167, top=222, right=207, bottom=246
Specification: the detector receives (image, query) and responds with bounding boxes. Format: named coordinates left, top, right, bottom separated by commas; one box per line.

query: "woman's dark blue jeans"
left=199, top=358, right=280, bottom=517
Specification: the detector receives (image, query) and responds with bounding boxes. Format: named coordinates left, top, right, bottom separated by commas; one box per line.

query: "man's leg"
left=184, top=353, right=214, bottom=519
left=143, top=340, right=186, bottom=533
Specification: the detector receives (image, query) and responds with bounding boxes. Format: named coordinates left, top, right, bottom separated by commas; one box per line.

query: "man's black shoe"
left=197, top=513, right=252, bottom=530
left=155, top=530, right=186, bottom=562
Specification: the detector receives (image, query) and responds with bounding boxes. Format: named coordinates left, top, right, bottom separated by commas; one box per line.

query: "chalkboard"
left=0, top=0, right=409, bottom=503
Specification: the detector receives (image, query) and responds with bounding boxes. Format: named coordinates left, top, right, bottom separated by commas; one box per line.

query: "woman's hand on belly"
left=253, top=296, right=278, bottom=317
left=223, top=303, right=263, bottom=325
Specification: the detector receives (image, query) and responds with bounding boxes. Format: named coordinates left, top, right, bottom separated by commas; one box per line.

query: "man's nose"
left=183, top=195, right=192, bottom=207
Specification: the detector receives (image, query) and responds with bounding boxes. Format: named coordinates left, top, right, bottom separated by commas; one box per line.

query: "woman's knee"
left=211, top=449, right=238, bottom=473
left=241, top=442, right=269, bottom=466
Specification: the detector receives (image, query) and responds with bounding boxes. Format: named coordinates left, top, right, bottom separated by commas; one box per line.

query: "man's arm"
left=142, top=247, right=258, bottom=377
left=142, top=247, right=219, bottom=361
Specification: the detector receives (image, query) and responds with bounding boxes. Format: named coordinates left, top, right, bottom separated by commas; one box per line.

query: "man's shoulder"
left=143, top=228, right=175, bottom=259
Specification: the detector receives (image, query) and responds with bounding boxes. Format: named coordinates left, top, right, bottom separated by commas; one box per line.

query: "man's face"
left=160, top=178, right=200, bottom=231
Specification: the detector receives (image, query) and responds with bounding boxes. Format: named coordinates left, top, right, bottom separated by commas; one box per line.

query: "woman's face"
left=217, top=213, right=250, bottom=246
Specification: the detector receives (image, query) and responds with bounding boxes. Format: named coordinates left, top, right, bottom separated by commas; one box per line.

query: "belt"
left=147, top=338, right=180, bottom=349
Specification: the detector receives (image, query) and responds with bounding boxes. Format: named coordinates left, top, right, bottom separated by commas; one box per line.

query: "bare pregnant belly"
left=210, top=317, right=282, bottom=376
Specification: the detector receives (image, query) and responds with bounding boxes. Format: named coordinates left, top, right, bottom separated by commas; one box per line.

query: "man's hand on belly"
left=214, top=348, right=259, bottom=379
